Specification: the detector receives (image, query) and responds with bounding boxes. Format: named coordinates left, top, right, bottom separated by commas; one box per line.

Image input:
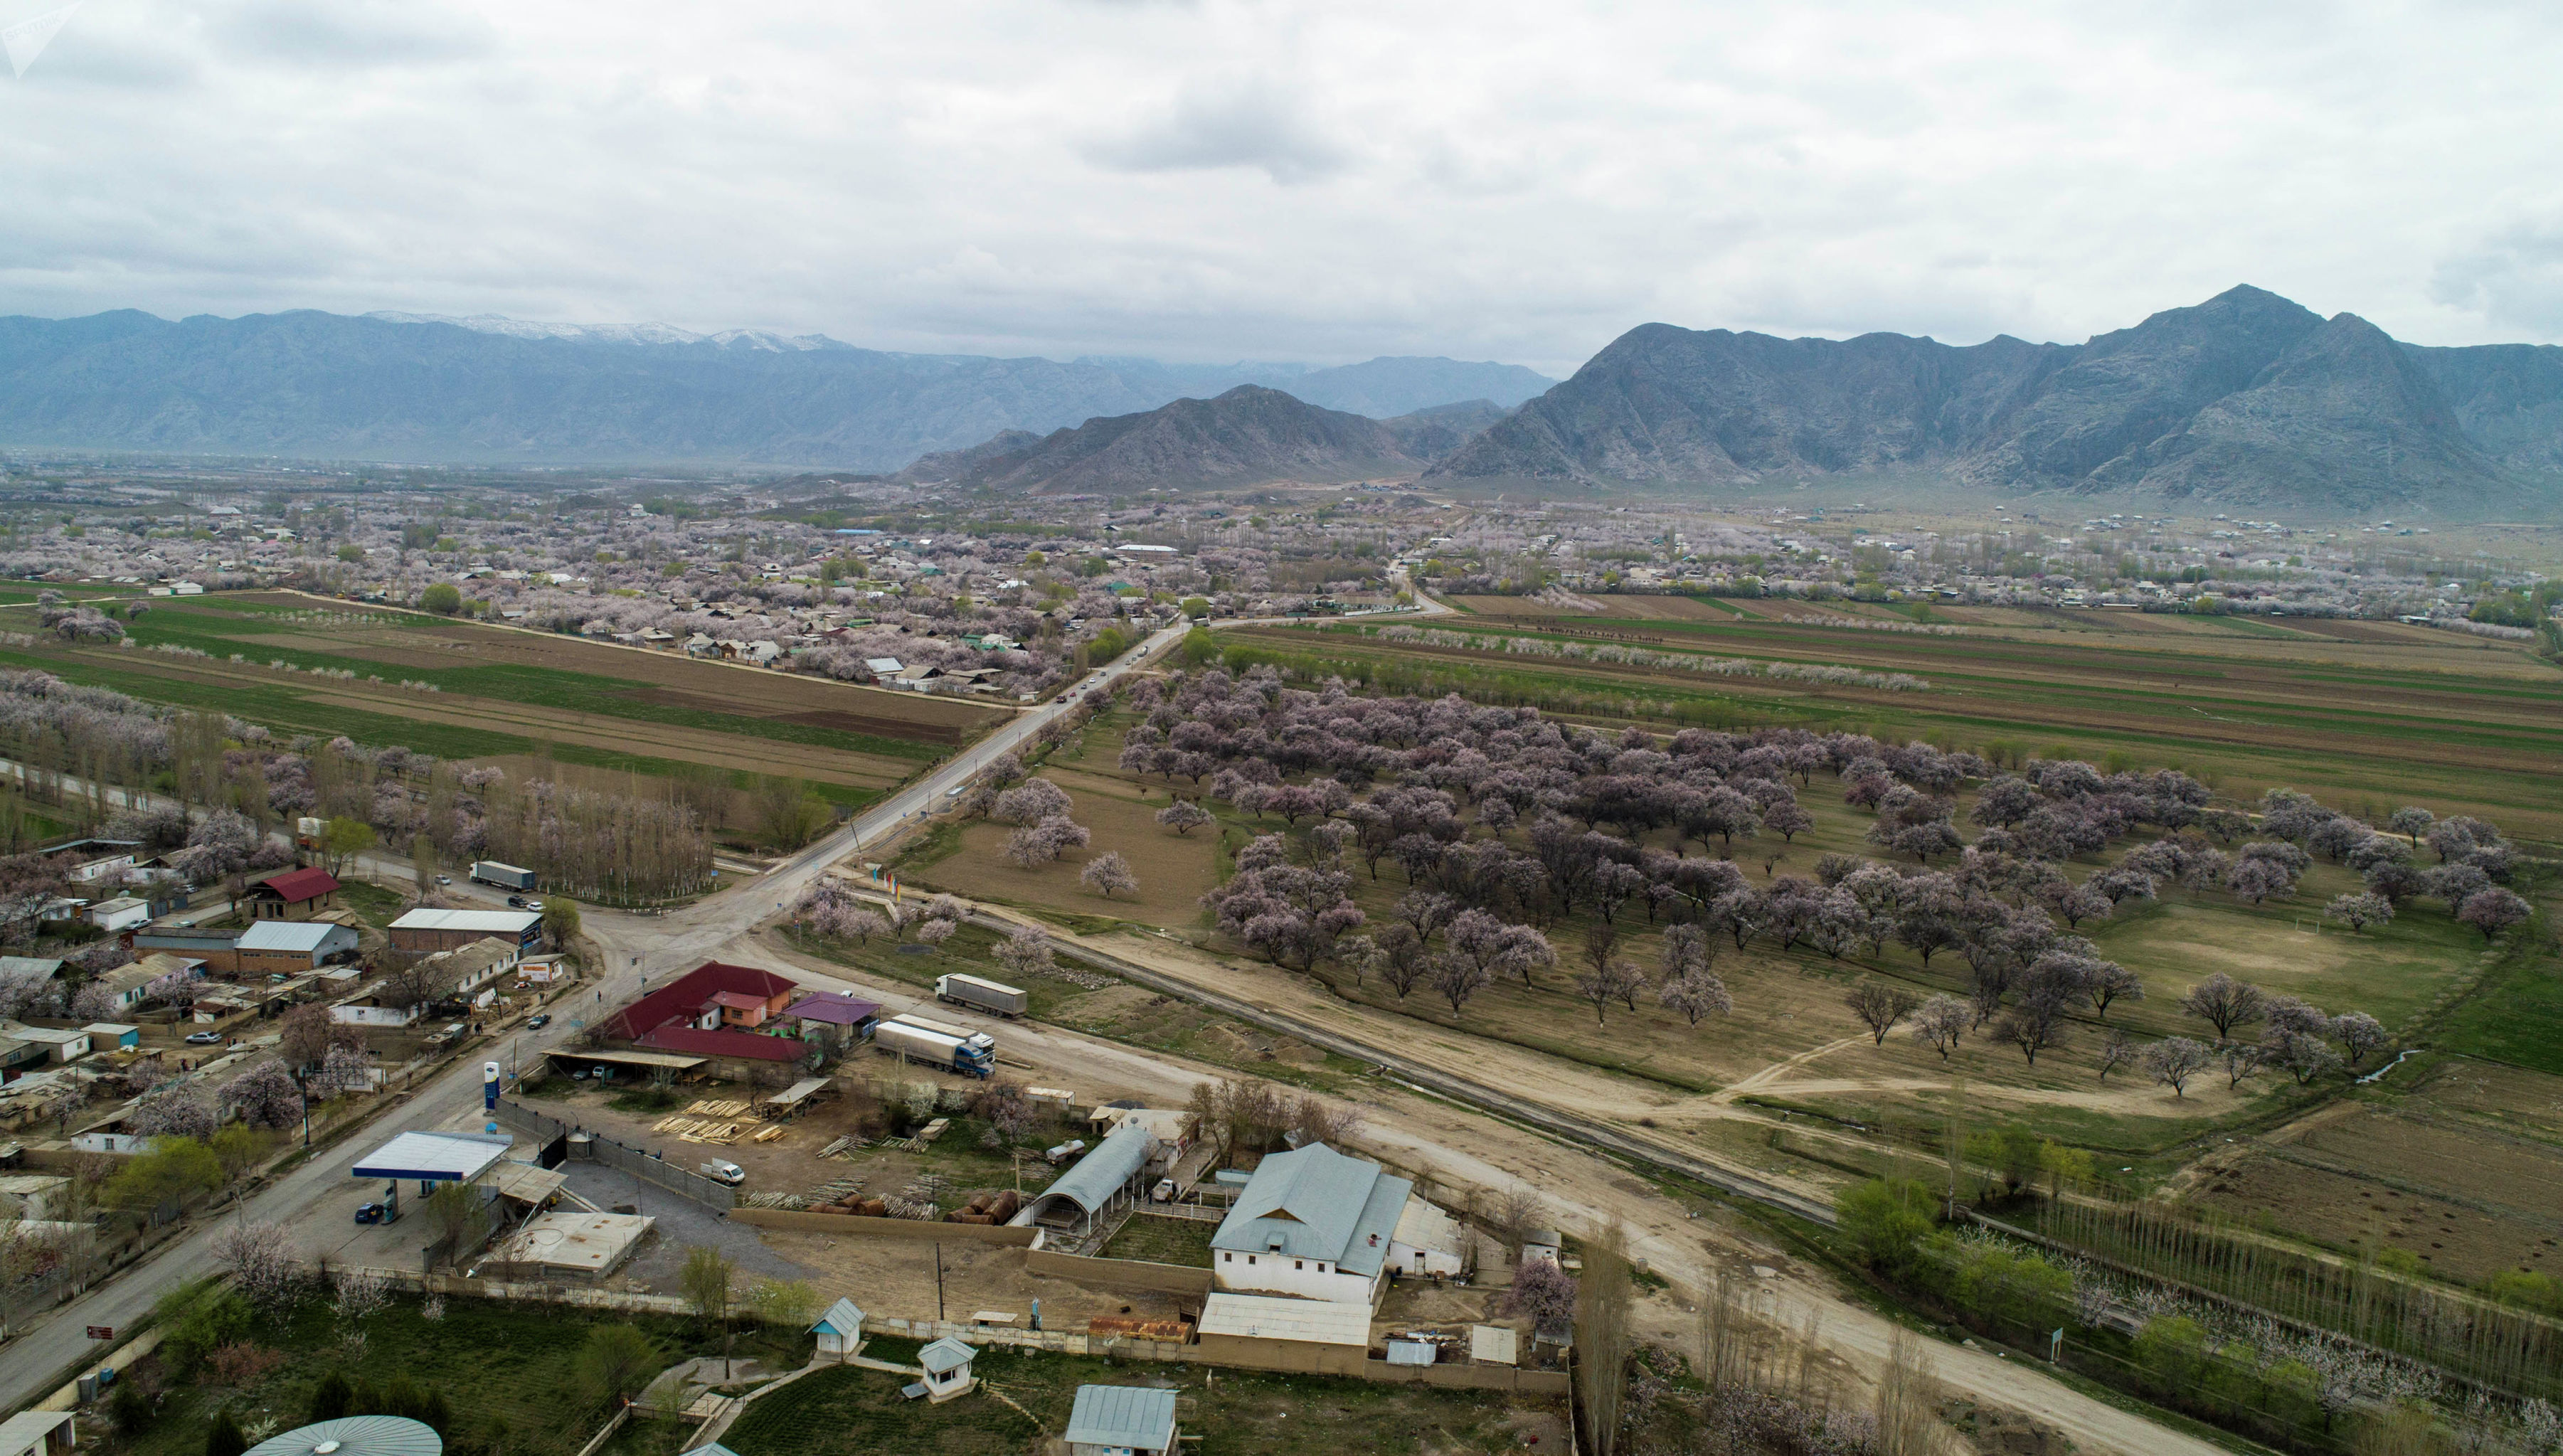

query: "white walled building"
left=1208, top=1142, right=1421, bottom=1307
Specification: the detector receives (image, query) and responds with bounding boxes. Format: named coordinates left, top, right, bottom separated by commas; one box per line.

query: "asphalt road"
left=0, top=620, right=1189, bottom=1410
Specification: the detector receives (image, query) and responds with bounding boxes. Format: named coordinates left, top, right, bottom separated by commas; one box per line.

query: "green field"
left=127, top=1291, right=808, bottom=1456
left=723, top=1337, right=1553, bottom=1456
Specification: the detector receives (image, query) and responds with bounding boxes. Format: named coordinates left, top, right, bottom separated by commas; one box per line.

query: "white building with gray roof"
left=1208, top=1141, right=1420, bottom=1306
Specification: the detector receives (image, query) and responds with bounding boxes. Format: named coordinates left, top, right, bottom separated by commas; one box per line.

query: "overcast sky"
left=4, top=0, right=2559, bottom=373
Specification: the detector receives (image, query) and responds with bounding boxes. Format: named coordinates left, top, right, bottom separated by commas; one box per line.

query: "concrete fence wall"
left=1024, top=1248, right=1213, bottom=1296
left=1366, top=1359, right=1569, bottom=1394
left=727, top=1207, right=1038, bottom=1244
left=495, top=1098, right=736, bottom=1211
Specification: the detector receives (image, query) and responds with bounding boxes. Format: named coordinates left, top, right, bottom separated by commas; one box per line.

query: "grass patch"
left=723, top=1346, right=1551, bottom=1456
left=1099, top=1213, right=1216, bottom=1268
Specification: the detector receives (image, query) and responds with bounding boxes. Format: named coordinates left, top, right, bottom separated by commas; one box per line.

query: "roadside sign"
left=87, top=1325, right=112, bottom=1339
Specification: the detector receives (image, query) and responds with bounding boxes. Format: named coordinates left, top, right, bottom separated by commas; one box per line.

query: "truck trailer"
left=935, top=973, right=1029, bottom=1019
left=876, top=1015, right=994, bottom=1078
left=469, top=861, right=537, bottom=891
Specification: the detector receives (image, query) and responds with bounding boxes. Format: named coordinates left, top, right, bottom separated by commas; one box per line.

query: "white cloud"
left=1, top=0, right=2557, bottom=373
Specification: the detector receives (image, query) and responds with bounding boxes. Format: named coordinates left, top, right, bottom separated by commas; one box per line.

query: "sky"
left=4, top=0, right=2562, bottom=375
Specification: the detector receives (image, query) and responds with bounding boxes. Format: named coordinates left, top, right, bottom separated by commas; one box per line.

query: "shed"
left=87, top=897, right=150, bottom=933
left=1194, top=1293, right=1371, bottom=1375
left=1063, top=1385, right=1179, bottom=1456
left=916, top=1337, right=978, bottom=1401
left=1469, top=1324, right=1519, bottom=1366
left=0, top=1412, right=74, bottom=1456
left=810, top=1297, right=865, bottom=1359
left=388, top=908, right=542, bottom=955
left=83, top=1024, right=140, bottom=1051
left=760, top=1078, right=835, bottom=1117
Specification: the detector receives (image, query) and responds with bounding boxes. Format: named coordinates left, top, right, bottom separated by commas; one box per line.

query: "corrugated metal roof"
left=811, top=1296, right=864, bottom=1334
left=243, top=1416, right=441, bottom=1456
left=1062, top=1385, right=1178, bottom=1449
left=255, top=867, right=340, bottom=903
left=1196, top=1293, right=1371, bottom=1346
left=1210, top=1142, right=1411, bottom=1275
left=391, top=908, right=541, bottom=934
left=236, top=920, right=353, bottom=953
left=1470, top=1324, right=1518, bottom=1365
left=1043, top=1119, right=1155, bottom=1216
left=1392, top=1195, right=1464, bottom=1258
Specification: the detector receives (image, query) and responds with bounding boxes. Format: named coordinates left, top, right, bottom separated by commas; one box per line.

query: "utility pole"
left=933, top=1243, right=945, bottom=1324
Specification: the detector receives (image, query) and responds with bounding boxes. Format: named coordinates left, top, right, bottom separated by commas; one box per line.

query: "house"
left=5, top=1026, right=91, bottom=1063
left=235, top=920, right=359, bottom=977
left=83, top=1024, right=139, bottom=1051
left=1209, top=1142, right=1417, bottom=1305
left=38, top=839, right=142, bottom=884
left=421, top=938, right=526, bottom=1004
left=782, top=991, right=879, bottom=1050
left=810, top=1297, right=865, bottom=1359
left=245, top=867, right=340, bottom=921
left=86, top=898, right=150, bottom=934
left=605, top=962, right=797, bottom=1041
left=0, top=1174, right=70, bottom=1221
left=1192, top=1292, right=1372, bottom=1376
left=0, top=1410, right=75, bottom=1456
left=89, top=962, right=170, bottom=1014
left=1063, top=1386, right=1179, bottom=1456
left=127, top=928, right=240, bottom=977
left=1520, top=1228, right=1563, bottom=1267
left=916, top=1337, right=977, bottom=1401
left=388, top=908, right=543, bottom=955
left=0, top=957, right=63, bottom=988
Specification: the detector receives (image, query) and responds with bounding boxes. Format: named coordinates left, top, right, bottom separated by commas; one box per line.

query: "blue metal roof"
left=1043, top=1119, right=1155, bottom=1216
left=1063, top=1385, right=1178, bottom=1450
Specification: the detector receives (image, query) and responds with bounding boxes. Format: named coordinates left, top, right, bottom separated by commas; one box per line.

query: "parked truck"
left=469, top=861, right=536, bottom=892
left=876, top=1015, right=994, bottom=1078
left=935, top=973, right=1029, bottom=1019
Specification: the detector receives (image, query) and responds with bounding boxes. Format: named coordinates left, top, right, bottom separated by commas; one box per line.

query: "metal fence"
left=492, top=1099, right=736, bottom=1211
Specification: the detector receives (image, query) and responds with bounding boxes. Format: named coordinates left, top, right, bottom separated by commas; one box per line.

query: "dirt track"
left=723, top=923, right=2227, bottom=1456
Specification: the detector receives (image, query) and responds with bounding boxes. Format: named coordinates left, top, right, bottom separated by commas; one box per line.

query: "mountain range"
left=0, top=309, right=1553, bottom=471
left=898, top=388, right=1506, bottom=493
left=1429, top=286, right=2563, bottom=515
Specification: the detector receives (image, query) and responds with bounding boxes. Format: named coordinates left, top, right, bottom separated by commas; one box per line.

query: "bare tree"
left=1428, top=952, right=1490, bottom=1019
left=1845, top=982, right=1921, bottom=1045
left=1574, top=957, right=1647, bottom=1025
left=2179, top=972, right=2266, bottom=1040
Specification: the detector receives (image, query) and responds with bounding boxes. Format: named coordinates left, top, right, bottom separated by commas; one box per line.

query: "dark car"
left=506, top=895, right=528, bottom=908
left=354, top=1203, right=386, bottom=1225
left=526, top=1014, right=551, bottom=1029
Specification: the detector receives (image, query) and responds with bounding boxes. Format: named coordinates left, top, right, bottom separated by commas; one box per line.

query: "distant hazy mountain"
left=899, top=386, right=1502, bottom=493
left=0, top=309, right=1552, bottom=470
left=1433, top=286, right=2563, bottom=515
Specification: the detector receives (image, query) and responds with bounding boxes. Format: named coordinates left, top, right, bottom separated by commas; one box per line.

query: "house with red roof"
left=245, top=867, right=341, bottom=921
left=603, top=962, right=809, bottom=1075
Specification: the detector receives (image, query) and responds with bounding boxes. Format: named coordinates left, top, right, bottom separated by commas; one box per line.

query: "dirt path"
left=736, top=923, right=2227, bottom=1455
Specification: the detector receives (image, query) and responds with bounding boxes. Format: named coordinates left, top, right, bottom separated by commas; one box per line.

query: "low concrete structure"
left=494, top=1211, right=654, bottom=1278
left=0, top=1410, right=75, bottom=1456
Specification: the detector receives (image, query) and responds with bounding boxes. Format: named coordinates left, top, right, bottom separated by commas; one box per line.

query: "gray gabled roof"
left=918, top=1336, right=977, bottom=1374
left=1063, top=1385, right=1178, bottom=1449
left=1209, top=1142, right=1413, bottom=1277
left=810, top=1296, right=863, bottom=1335
left=1043, top=1118, right=1155, bottom=1216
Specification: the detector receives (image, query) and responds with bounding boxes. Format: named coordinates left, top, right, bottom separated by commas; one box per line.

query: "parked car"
left=526, top=900, right=545, bottom=912
left=435, top=874, right=452, bottom=886
left=354, top=1203, right=386, bottom=1225
left=506, top=895, right=528, bottom=908
left=526, top=1013, right=551, bottom=1029
left=184, top=1031, right=222, bottom=1045
left=699, top=1159, right=745, bottom=1186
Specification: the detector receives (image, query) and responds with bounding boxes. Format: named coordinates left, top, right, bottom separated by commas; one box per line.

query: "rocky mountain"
left=1433, top=286, right=2561, bottom=515
left=902, top=386, right=1497, bottom=493
left=0, top=309, right=1551, bottom=470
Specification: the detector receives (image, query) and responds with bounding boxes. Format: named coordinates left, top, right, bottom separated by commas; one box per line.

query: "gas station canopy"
left=350, top=1130, right=512, bottom=1184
